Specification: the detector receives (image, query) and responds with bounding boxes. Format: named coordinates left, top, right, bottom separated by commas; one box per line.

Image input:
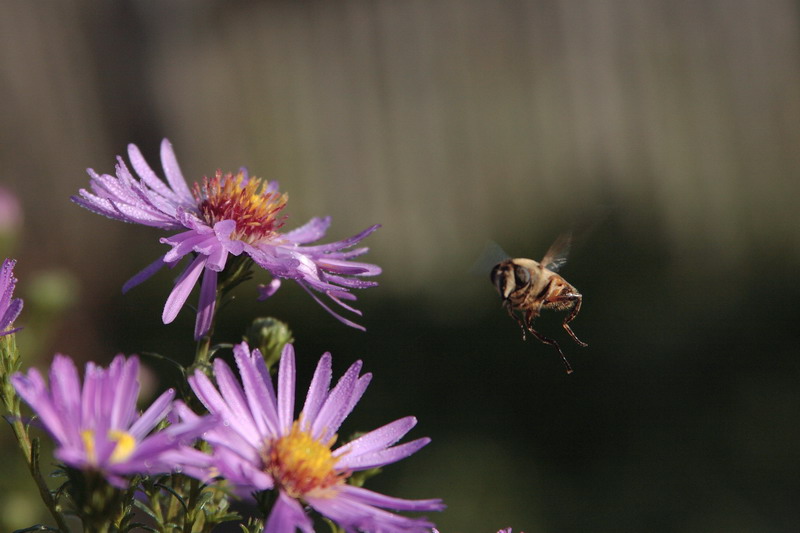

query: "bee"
left=490, top=234, right=587, bottom=373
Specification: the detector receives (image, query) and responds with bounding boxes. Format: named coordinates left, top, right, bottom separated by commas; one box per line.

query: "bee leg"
left=528, top=327, right=573, bottom=374
left=560, top=293, right=588, bottom=347
left=524, top=311, right=573, bottom=374
left=506, top=306, right=528, bottom=341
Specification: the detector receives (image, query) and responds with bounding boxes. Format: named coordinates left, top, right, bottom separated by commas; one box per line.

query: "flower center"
left=80, top=429, right=137, bottom=465
left=193, top=171, right=288, bottom=244
left=81, top=429, right=98, bottom=464
left=107, top=430, right=137, bottom=464
left=264, top=422, right=347, bottom=499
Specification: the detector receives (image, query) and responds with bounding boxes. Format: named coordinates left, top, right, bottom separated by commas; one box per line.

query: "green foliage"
left=244, top=317, right=294, bottom=371
left=138, top=475, right=241, bottom=533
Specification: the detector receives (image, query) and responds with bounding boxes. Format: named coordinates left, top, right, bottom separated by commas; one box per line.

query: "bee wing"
left=470, top=240, right=510, bottom=277
left=541, top=233, right=572, bottom=272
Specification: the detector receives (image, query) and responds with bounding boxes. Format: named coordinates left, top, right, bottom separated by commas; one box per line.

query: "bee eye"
left=514, top=265, right=530, bottom=286
left=490, top=265, right=502, bottom=284
left=490, top=265, right=505, bottom=291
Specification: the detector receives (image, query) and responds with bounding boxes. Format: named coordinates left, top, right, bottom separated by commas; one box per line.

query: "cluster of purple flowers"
left=3, top=140, right=446, bottom=532
left=12, top=344, right=442, bottom=531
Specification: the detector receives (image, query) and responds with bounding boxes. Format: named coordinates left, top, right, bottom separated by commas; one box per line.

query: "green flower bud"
left=244, top=317, right=293, bottom=371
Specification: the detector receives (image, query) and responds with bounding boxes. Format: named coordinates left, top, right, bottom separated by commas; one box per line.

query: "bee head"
left=490, top=261, right=531, bottom=300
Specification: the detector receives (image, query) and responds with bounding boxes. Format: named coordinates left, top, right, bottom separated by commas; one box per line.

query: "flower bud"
left=244, top=317, right=294, bottom=370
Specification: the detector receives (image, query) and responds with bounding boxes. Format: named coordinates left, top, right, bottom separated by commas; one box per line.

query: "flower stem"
left=193, top=290, right=221, bottom=373
left=192, top=256, right=254, bottom=370
left=195, top=333, right=213, bottom=369
left=1, top=334, right=71, bottom=533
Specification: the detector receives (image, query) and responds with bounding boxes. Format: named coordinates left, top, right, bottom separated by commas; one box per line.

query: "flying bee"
left=490, top=234, right=587, bottom=374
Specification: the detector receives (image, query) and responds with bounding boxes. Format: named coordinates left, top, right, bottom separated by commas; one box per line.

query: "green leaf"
left=154, top=482, right=188, bottom=512
left=131, top=499, right=159, bottom=521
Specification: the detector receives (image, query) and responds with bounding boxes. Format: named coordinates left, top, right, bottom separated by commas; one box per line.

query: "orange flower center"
left=264, top=422, right=348, bottom=499
left=193, top=171, right=288, bottom=244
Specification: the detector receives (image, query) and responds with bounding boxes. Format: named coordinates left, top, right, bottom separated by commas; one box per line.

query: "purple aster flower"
left=11, top=354, right=213, bottom=488
left=0, top=258, right=23, bottom=336
left=71, top=140, right=381, bottom=339
left=182, top=342, right=444, bottom=532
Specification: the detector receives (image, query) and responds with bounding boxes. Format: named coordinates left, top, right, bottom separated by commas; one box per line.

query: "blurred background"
left=2, top=0, right=800, bottom=531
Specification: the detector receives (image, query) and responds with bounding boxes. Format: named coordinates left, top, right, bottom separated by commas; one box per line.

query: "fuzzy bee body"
left=490, top=235, right=587, bottom=374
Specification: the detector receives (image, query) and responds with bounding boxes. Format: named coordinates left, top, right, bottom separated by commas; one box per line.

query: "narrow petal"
left=265, top=491, right=314, bottom=533
left=160, top=138, right=194, bottom=202
left=333, top=416, right=417, bottom=459
left=128, top=143, right=179, bottom=201
left=317, top=370, right=371, bottom=442
left=282, top=216, right=331, bottom=244
left=161, top=228, right=215, bottom=264
left=81, top=362, right=106, bottom=435
left=299, top=352, right=333, bottom=428
left=299, top=283, right=366, bottom=331
left=128, top=388, right=175, bottom=439
left=256, top=278, right=282, bottom=300
left=11, top=369, right=71, bottom=446
left=323, top=275, right=379, bottom=289
left=211, top=220, right=241, bottom=261
left=338, top=484, right=446, bottom=513
left=108, top=355, right=141, bottom=429
left=194, top=268, right=217, bottom=340
left=130, top=412, right=215, bottom=461
left=208, top=358, right=262, bottom=446
left=162, top=255, right=206, bottom=324
left=211, top=446, right=273, bottom=492
left=188, top=371, right=239, bottom=425
left=309, top=490, right=439, bottom=532
left=122, top=256, right=166, bottom=294
left=316, top=258, right=382, bottom=276
left=311, top=360, right=363, bottom=440
left=326, top=291, right=363, bottom=315
left=0, top=258, right=17, bottom=298
left=336, top=437, right=431, bottom=471
left=49, top=355, right=83, bottom=442
left=234, top=343, right=280, bottom=437
left=298, top=223, right=380, bottom=253
left=277, top=344, right=296, bottom=433
left=0, top=259, right=22, bottom=333
left=208, top=424, right=263, bottom=466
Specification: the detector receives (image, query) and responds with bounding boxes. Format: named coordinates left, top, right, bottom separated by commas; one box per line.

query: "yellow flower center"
left=264, top=422, right=347, bottom=499
left=81, top=429, right=97, bottom=464
left=80, top=429, right=137, bottom=465
left=193, top=170, right=288, bottom=244
left=108, top=430, right=137, bottom=464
